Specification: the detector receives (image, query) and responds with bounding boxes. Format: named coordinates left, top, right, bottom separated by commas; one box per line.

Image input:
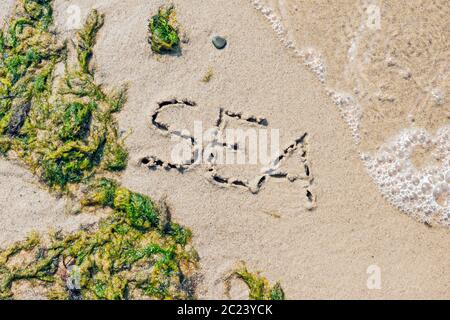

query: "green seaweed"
left=0, top=2, right=128, bottom=191
left=0, top=1, right=199, bottom=301
left=148, top=6, right=180, bottom=54
left=0, top=180, right=198, bottom=300
left=102, top=142, right=128, bottom=171
left=84, top=179, right=159, bottom=229
left=225, top=264, right=285, bottom=300
left=59, top=102, right=95, bottom=141
left=0, top=137, right=10, bottom=155
left=76, top=9, right=104, bottom=72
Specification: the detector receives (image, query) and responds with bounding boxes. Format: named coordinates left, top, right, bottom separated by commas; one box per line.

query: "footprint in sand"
left=252, top=0, right=450, bottom=226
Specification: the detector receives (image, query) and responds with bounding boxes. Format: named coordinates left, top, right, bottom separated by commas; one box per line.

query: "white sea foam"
left=326, top=89, right=362, bottom=143
left=362, top=127, right=450, bottom=226
left=250, top=0, right=450, bottom=226
left=250, top=0, right=327, bottom=83
left=250, top=0, right=361, bottom=142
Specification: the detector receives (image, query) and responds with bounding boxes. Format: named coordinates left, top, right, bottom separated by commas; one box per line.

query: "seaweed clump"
left=0, top=1, right=199, bottom=301
left=0, top=1, right=128, bottom=191
left=201, top=68, right=214, bottom=83
left=76, top=9, right=104, bottom=72
left=148, top=6, right=180, bottom=54
left=0, top=179, right=198, bottom=300
left=225, top=263, right=285, bottom=300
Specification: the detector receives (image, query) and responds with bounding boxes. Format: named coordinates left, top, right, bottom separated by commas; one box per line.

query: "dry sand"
left=0, top=158, right=100, bottom=247
left=0, top=0, right=449, bottom=299
left=0, top=1, right=14, bottom=26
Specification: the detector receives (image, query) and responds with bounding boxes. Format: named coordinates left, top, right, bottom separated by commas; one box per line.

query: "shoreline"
left=0, top=0, right=449, bottom=299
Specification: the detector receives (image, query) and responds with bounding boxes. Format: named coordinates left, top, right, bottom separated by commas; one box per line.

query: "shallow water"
left=251, top=0, right=450, bottom=225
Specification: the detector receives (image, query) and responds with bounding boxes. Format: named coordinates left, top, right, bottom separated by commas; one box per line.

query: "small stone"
left=212, top=36, right=227, bottom=49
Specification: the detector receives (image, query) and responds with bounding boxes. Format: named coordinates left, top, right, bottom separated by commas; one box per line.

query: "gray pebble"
left=212, top=36, right=227, bottom=49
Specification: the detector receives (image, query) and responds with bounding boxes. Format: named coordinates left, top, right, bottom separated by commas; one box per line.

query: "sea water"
left=251, top=0, right=450, bottom=226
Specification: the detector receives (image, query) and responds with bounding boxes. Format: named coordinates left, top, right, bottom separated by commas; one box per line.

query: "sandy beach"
left=0, top=0, right=449, bottom=299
